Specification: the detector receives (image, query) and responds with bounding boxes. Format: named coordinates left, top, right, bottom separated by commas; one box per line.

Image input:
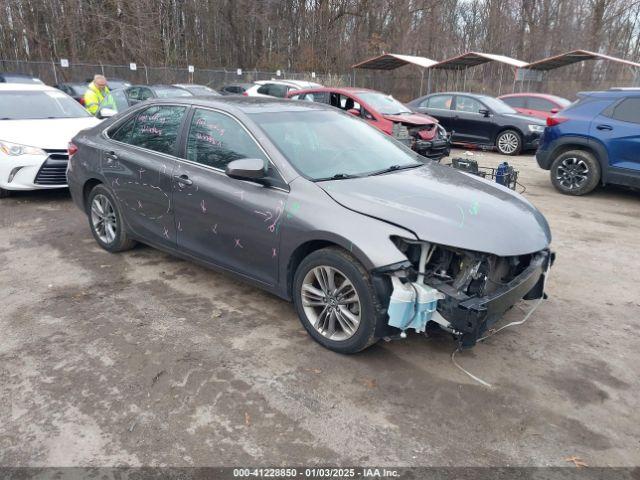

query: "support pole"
left=427, top=68, right=432, bottom=94
left=419, top=68, right=424, bottom=96
left=51, top=60, right=58, bottom=84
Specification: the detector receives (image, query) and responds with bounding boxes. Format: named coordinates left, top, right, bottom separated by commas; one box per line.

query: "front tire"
left=87, top=184, right=136, bottom=252
left=293, top=247, right=382, bottom=354
left=496, top=129, right=522, bottom=155
left=0, top=188, right=11, bottom=198
left=550, top=150, right=600, bottom=195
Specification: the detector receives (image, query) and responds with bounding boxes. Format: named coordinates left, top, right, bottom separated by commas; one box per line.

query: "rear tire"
left=293, top=247, right=382, bottom=354
left=87, top=184, right=136, bottom=252
left=496, top=129, right=522, bottom=155
left=550, top=150, right=600, bottom=196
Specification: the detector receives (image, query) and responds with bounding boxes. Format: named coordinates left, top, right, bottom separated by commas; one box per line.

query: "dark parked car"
left=289, top=87, right=450, bottom=160
left=55, top=82, right=89, bottom=105
left=173, top=83, right=221, bottom=96
left=219, top=83, right=254, bottom=95
left=0, top=72, right=44, bottom=84
left=536, top=88, right=640, bottom=195
left=67, top=97, right=553, bottom=353
left=124, top=84, right=193, bottom=105
left=498, top=93, right=571, bottom=120
left=407, top=92, right=546, bottom=155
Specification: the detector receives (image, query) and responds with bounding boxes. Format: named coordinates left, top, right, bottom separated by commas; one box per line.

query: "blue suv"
left=536, top=89, right=640, bottom=195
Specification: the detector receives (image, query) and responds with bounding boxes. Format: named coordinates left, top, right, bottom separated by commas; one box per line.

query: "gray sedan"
left=67, top=97, right=553, bottom=353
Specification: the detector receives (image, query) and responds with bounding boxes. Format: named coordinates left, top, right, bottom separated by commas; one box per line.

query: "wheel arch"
left=286, top=239, right=363, bottom=300
left=548, top=136, right=608, bottom=184
left=82, top=178, right=103, bottom=213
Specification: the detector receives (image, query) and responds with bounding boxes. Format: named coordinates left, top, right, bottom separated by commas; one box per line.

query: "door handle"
left=596, top=124, right=613, bottom=131
left=173, top=174, right=193, bottom=186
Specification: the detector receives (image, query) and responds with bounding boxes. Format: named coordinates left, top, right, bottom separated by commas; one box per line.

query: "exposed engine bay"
left=391, top=122, right=450, bottom=160
left=384, top=238, right=554, bottom=348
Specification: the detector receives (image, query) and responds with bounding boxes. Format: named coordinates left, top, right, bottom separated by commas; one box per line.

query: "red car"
left=498, top=93, right=571, bottom=120
left=287, top=87, right=450, bottom=160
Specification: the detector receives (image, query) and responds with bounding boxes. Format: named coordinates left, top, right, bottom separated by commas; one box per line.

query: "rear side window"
left=302, top=92, right=329, bottom=103
left=502, top=96, right=526, bottom=108
left=609, top=97, right=640, bottom=124
left=422, top=95, right=453, bottom=109
left=185, top=108, right=267, bottom=169
left=110, top=105, right=187, bottom=155
left=528, top=97, right=556, bottom=111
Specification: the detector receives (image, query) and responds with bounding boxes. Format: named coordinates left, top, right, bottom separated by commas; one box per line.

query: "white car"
left=0, top=84, right=100, bottom=197
left=244, top=79, right=323, bottom=98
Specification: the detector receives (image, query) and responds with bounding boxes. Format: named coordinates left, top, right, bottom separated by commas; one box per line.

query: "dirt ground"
left=0, top=148, right=638, bottom=468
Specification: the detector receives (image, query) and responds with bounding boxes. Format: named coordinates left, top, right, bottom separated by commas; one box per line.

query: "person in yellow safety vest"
left=84, top=74, right=116, bottom=116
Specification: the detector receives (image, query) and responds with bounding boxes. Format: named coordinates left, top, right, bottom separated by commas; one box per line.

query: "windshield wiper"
left=367, top=163, right=423, bottom=176
left=315, top=172, right=360, bottom=181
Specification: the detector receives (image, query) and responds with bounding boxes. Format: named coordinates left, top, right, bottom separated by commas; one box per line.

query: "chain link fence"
left=0, top=59, right=353, bottom=90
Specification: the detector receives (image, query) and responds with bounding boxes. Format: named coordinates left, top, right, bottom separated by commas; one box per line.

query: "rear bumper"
left=536, top=146, right=552, bottom=170
left=437, top=249, right=554, bottom=348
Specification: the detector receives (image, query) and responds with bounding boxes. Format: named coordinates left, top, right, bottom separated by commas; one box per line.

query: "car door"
left=172, top=107, right=288, bottom=285
left=591, top=96, right=640, bottom=172
left=451, top=95, right=494, bottom=144
left=102, top=104, right=189, bottom=248
left=414, top=94, right=455, bottom=132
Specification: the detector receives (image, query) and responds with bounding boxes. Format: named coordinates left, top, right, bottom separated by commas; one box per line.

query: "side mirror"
left=225, top=158, right=267, bottom=181
left=479, top=108, right=491, bottom=117
left=550, top=108, right=559, bottom=114
left=97, top=107, right=117, bottom=119
left=347, top=108, right=361, bottom=117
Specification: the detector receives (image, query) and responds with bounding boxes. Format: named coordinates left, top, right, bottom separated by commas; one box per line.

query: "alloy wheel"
left=91, top=194, right=118, bottom=244
left=556, top=157, right=589, bottom=190
left=497, top=132, right=519, bottom=154
left=301, top=266, right=361, bottom=341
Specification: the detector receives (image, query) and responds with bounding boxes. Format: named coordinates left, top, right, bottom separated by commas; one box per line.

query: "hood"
left=319, top=164, right=551, bottom=257
left=502, top=112, right=546, bottom=125
left=382, top=112, right=437, bottom=126
left=0, top=117, right=101, bottom=150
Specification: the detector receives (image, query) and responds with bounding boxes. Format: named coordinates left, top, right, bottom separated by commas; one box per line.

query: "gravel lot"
left=1, top=148, right=638, bottom=467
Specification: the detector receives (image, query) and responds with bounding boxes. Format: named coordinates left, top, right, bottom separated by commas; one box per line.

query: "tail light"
left=547, top=116, right=568, bottom=127
left=79, top=97, right=85, bottom=105
left=68, top=142, right=78, bottom=157
left=242, top=91, right=248, bottom=96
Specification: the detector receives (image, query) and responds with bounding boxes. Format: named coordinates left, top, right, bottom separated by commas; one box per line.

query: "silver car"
left=67, top=97, right=553, bottom=354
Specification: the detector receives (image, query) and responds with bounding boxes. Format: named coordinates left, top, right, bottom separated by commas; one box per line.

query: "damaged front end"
left=391, top=122, right=451, bottom=161
left=377, top=238, right=554, bottom=348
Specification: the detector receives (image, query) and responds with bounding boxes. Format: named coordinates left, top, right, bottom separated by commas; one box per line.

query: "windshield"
left=0, top=90, right=90, bottom=119
left=478, top=96, right=517, bottom=114
left=251, top=110, right=421, bottom=180
left=357, top=92, right=412, bottom=115
left=154, top=87, right=193, bottom=98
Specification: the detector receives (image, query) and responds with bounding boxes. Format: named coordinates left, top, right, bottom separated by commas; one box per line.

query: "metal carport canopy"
left=430, top=51, right=528, bottom=70
left=351, top=53, right=438, bottom=70
left=525, top=49, right=640, bottom=70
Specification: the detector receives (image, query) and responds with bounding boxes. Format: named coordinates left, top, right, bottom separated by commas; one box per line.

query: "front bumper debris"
left=430, top=249, right=553, bottom=348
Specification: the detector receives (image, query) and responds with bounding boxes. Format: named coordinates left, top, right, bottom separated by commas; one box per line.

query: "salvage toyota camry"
left=67, top=97, right=553, bottom=354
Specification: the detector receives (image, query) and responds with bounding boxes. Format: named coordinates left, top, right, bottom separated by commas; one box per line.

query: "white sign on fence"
left=311, top=72, right=316, bottom=78
left=276, top=70, right=282, bottom=76
left=237, top=68, right=242, bottom=76
left=188, top=65, right=195, bottom=73
left=60, top=58, right=69, bottom=68
left=129, top=63, right=137, bottom=71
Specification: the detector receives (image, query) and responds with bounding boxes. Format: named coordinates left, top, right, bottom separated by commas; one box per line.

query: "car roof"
left=146, top=95, right=335, bottom=114
left=255, top=79, right=322, bottom=88
left=0, top=83, right=58, bottom=92
left=579, top=88, right=640, bottom=98
left=290, top=86, right=378, bottom=95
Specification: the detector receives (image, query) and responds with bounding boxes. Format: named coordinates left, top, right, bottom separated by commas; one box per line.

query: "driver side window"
left=186, top=109, right=267, bottom=170
left=455, top=96, right=483, bottom=113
